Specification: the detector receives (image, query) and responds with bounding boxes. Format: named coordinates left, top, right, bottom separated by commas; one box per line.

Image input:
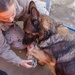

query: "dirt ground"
left=0, top=0, right=75, bottom=75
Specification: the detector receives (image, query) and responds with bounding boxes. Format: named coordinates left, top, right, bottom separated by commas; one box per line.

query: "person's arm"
left=0, top=30, right=32, bottom=68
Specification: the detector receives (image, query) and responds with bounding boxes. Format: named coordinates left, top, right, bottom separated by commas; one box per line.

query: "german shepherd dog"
left=22, top=1, right=75, bottom=75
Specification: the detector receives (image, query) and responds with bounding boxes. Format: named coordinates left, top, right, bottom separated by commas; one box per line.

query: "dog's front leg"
left=46, top=56, right=56, bottom=75
left=30, top=49, right=56, bottom=75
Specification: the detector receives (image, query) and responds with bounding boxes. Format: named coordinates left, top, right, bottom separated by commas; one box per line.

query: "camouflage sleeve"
left=0, top=30, right=22, bottom=66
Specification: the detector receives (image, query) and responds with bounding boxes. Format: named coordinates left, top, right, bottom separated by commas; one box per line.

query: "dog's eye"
left=25, top=32, right=30, bottom=35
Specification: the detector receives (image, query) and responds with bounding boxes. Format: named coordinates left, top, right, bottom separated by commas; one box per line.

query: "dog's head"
left=22, top=1, right=57, bottom=45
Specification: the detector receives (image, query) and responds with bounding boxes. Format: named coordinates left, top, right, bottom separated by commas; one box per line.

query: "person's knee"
left=4, top=25, right=26, bottom=49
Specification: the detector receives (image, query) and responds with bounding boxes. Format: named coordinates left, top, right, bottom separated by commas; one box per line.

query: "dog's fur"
left=22, top=1, right=75, bottom=75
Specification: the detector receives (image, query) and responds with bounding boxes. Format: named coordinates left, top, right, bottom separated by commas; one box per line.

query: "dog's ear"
left=30, top=7, right=40, bottom=30
left=31, top=7, right=39, bottom=21
left=28, top=1, right=36, bottom=14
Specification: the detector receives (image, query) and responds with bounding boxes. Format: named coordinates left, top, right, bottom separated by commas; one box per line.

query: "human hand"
left=19, top=60, right=33, bottom=69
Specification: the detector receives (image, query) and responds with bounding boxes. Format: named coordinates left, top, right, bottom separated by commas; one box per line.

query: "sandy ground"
left=0, top=0, right=75, bottom=75
left=0, top=48, right=52, bottom=75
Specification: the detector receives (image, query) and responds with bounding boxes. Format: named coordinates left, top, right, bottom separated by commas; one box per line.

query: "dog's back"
left=38, top=24, right=75, bottom=75
left=54, top=26, right=75, bottom=75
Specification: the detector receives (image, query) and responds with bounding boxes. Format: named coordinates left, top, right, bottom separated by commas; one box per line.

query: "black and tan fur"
left=23, top=1, right=75, bottom=75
